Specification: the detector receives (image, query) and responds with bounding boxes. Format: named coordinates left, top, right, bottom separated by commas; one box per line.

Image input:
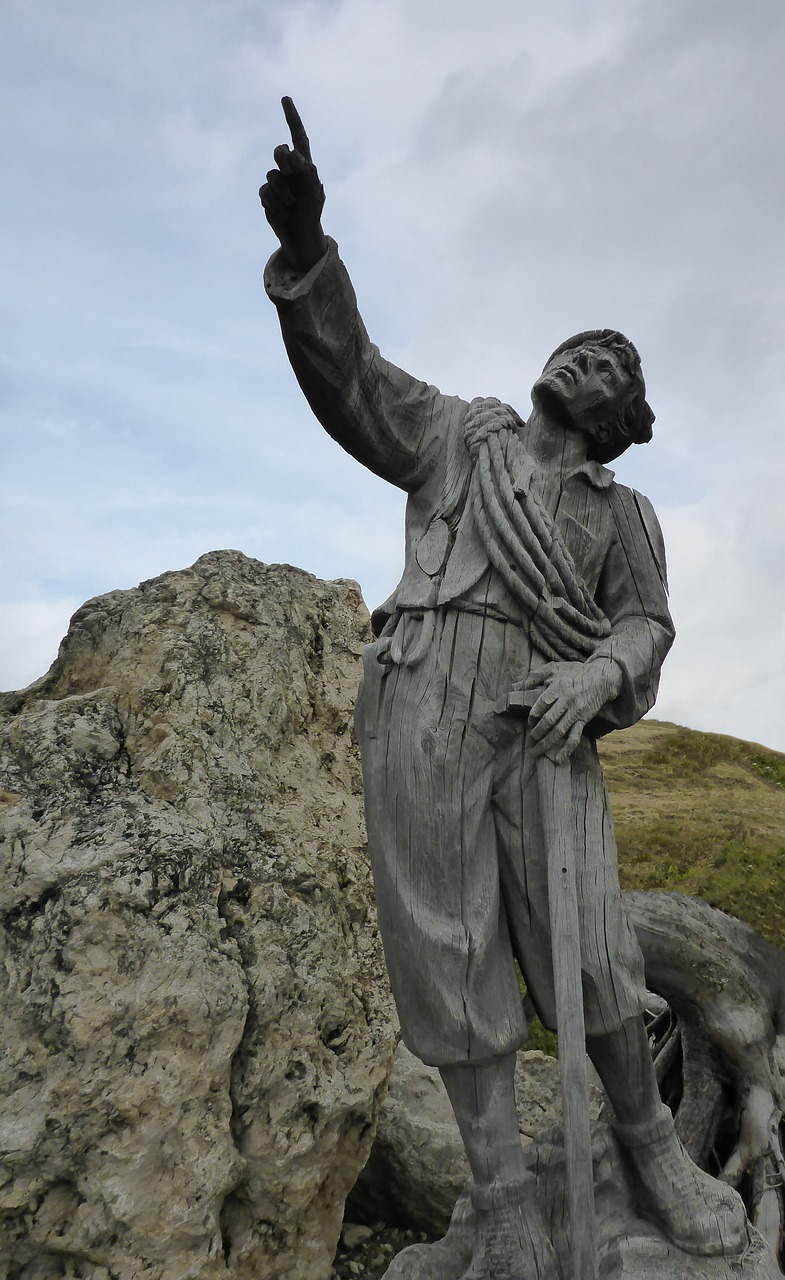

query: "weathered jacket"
left=265, top=239, right=675, bottom=733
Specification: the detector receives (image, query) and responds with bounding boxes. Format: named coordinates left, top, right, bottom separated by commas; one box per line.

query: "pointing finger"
left=282, top=95, right=312, bottom=161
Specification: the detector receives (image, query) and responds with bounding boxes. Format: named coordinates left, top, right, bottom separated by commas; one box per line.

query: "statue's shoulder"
left=607, top=481, right=668, bottom=586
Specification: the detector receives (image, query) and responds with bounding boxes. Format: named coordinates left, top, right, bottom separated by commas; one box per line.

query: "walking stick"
left=537, top=752, right=599, bottom=1280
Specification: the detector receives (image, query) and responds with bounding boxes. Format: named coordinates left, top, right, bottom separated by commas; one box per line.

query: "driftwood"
left=629, top=891, right=785, bottom=1268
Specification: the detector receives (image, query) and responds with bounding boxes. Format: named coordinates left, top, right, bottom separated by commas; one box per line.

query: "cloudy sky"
left=1, top=0, right=783, bottom=751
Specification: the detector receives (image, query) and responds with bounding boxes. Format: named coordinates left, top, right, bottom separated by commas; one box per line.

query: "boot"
left=457, top=1178, right=558, bottom=1280
left=614, top=1104, right=750, bottom=1256
left=383, top=1185, right=475, bottom=1279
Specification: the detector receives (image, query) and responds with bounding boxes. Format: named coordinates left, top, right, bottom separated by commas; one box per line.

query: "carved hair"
left=543, top=329, right=655, bottom=464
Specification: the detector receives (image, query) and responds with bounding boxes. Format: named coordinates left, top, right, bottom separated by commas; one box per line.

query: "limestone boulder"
left=0, top=551, right=398, bottom=1280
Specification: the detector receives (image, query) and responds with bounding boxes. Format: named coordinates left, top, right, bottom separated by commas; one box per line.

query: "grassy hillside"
left=599, top=719, right=785, bottom=951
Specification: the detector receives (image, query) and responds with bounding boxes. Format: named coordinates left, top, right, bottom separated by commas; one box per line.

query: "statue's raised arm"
left=260, top=97, right=328, bottom=273
left=260, top=100, right=460, bottom=493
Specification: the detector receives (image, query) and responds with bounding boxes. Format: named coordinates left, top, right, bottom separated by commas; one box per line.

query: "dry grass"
left=599, top=719, right=785, bottom=950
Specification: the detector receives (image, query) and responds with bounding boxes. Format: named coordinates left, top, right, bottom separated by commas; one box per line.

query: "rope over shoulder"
left=464, top=397, right=612, bottom=662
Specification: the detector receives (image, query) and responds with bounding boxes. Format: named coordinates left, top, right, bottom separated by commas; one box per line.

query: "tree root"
left=628, top=890, right=785, bottom=1266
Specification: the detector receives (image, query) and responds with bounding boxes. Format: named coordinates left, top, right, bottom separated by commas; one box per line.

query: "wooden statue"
left=260, top=99, right=754, bottom=1279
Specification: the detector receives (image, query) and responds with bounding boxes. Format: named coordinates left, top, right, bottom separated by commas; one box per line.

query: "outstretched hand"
left=260, top=97, right=327, bottom=273
left=506, top=658, right=623, bottom=764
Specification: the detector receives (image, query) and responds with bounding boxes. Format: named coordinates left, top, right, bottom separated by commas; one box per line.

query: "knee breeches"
left=355, top=609, right=646, bottom=1066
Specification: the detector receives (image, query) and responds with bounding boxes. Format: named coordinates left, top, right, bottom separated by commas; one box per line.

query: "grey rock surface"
left=349, top=1043, right=602, bottom=1235
left=0, top=551, right=398, bottom=1280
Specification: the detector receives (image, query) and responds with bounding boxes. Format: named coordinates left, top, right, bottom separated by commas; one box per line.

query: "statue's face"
left=534, top=343, right=630, bottom=431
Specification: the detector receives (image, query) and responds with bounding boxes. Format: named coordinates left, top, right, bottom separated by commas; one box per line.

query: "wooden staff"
left=538, top=753, right=598, bottom=1280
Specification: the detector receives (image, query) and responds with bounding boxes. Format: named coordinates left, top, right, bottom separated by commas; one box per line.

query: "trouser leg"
left=355, top=614, right=527, bottom=1066
left=439, top=1058, right=559, bottom=1280
left=586, top=1014, right=661, bottom=1125
left=492, top=730, right=648, bottom=1037
left=439, top=1055, right=527, bottom=1188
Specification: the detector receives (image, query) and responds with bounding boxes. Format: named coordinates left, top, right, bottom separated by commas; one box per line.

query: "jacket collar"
left=510, top=448, right=615, bottom=496
left=567, top=459, right=615, bottom=489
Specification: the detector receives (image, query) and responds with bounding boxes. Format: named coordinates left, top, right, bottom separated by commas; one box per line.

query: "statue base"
left=382, top=1122, right=779, bottom=1279
left=609, top=1231, right=776, bottom=1279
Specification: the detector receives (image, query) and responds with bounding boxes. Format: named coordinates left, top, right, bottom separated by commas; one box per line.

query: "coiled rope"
left=464, top=398, right=611, bottom=662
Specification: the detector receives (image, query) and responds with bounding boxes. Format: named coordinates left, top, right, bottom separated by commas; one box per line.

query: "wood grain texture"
left=629, top=891, right=785, bottom=1264
left=264, top=231, right=738, bottom=1275
left=539, top=754, right=599, bottom=1280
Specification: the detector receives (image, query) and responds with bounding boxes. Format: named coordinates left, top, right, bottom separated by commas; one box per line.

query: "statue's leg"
left=360, top=613, right=557, bottom=1278
left=588, top=1017, right=750, bottom=1256
left=439, top=1054, right=527, bottom=1185
left=356, top=613, right=528, bottom=1068
left=495, top=735, right=650, bottom=1050
left=492, top=732, right=749, bottom=1263
left=585, top=1012, right=660, bottom=1126
left=436, top=1056, right=558, bottom=1280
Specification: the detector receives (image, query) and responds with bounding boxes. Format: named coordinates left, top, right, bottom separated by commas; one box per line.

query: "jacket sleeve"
left=264, top=239, right=446, bottom=492
left=588, top=487, right=676, bottom=733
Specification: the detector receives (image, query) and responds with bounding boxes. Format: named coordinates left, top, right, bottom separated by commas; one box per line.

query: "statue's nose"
left=573, top=349, right=591, bottom=374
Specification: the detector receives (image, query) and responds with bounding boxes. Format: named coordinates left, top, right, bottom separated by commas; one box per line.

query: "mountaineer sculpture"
left=260, top=98, right=756, bottom=1279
